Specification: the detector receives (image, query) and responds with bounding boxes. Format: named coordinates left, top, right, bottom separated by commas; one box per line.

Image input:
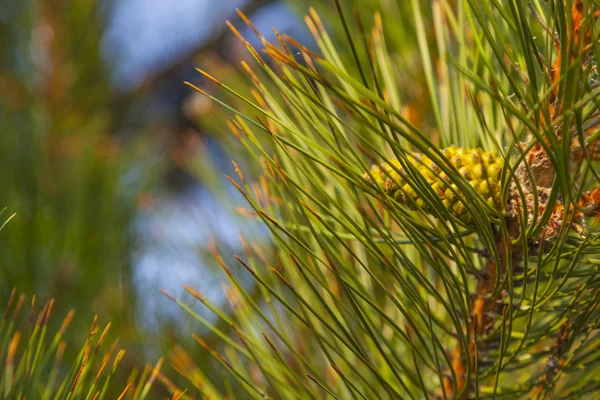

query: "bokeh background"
left=0, top=0, right=316, bottom=395
left=0, top=0, right=425, bottom=395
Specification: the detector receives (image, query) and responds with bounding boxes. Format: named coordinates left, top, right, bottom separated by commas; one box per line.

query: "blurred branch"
left=134, top=0, right=277, bottom=94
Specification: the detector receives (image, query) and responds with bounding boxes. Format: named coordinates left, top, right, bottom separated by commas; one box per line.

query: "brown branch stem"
left=444, top=218, right=523, bottom=399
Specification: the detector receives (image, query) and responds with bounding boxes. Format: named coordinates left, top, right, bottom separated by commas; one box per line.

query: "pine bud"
left=365, top=146, right=504, bottom=223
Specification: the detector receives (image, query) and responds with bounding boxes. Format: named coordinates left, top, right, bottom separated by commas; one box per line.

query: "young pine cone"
left=365, top=146, right=504, bottom=223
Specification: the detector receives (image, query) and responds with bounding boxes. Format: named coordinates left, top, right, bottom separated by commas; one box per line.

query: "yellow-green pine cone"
left=365, top=146, right=504, bottom=223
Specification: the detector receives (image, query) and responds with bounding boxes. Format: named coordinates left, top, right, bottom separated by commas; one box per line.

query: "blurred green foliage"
left=0, top=0, right=156, bottom=391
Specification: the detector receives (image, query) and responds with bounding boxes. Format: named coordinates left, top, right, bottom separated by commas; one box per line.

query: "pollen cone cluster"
left=366, top=146, right=504, bottom=223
